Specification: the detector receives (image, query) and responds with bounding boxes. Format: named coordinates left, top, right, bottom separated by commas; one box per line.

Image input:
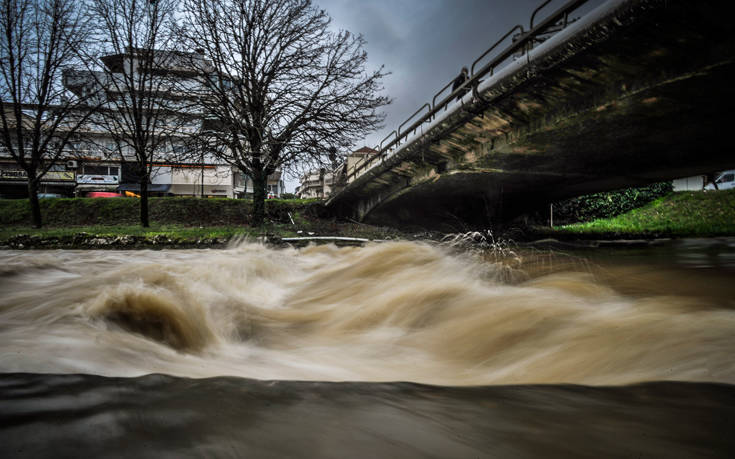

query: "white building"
left=297, top=168, right=331, bottom=199
left=3, top=48, right=295, bottom=200
left=297, top=146, right=378, bottom=199
left=62, top=48, right=236, bottom=198
left=149, top=164, right=234, bottom=198
left=672, top=175, right=705, bottom=192
left=233, top=169, right=285, bottom=199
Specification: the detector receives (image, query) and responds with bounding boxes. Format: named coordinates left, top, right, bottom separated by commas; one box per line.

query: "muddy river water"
left=1, top=238, right=734, bottom=457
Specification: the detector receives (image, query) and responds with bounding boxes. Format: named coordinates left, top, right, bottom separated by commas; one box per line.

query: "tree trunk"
left=27, top=178, right=42, bottom=229
left=140, top=177, right=150, bottom=228
left=252, top=171, right=267, bottom=227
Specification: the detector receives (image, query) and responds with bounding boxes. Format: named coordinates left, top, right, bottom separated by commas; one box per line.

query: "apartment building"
left=233, top=169, right=286, bottom=199
left=59, top=48, right=238, bottom=198
left=2, top=48, right=294, bottom=200
left=297, top=146, right=377, bottom=199
left=297, top=168, right=332, bottom=199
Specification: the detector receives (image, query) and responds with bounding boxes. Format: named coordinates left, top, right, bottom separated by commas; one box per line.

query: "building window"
left=83, top=165, right=118, bottom=175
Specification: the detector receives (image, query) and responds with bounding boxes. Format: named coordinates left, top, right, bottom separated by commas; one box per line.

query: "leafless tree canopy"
left=180, top=0, right=389, bottom=223
left=0, top=0, right=94, bottom=226
left=1, top=0, right=388, bottom=227
left=84, top=0, right=193, bottom=226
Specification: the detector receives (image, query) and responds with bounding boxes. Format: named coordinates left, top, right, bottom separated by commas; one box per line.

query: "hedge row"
left=0, top=197, right=325, bottom=227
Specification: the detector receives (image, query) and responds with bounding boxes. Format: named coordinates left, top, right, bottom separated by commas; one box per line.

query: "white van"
left=705, top=170, right=735, bottom=191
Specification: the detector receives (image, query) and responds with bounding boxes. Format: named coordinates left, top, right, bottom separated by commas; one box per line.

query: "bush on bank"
left=0, top=197, right=324, bottom=227
left=551, top=182, right=674, bottom=225
left=544, top=190, right=735, bottom=238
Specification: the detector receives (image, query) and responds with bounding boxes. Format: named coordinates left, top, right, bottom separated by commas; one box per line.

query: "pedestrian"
left=452, top=66, right=469, bottom=101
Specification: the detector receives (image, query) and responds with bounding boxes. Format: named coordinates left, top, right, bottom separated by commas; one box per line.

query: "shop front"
left=0, top=163, right=76, bottom=198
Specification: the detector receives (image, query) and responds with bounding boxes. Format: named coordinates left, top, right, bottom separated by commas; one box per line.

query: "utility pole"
left=200, top=146, right=205, bottom=198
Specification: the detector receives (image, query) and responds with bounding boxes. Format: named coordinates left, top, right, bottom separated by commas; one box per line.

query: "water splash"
left=1, top=241, right=734, bottom=385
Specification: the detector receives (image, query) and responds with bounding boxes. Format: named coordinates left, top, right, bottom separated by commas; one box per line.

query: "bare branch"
left=0, top=0, right=96, bottom=227
left=179, top=0, right=389, bottom=224
left=77, top=0, right=199, bottom=226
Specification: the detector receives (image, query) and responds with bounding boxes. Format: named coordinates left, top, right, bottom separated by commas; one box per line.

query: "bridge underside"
left=328, top=0, right=735, bottom=231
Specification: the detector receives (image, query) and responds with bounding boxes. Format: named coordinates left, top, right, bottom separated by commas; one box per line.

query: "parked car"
left=705, top=170, right=735, bottom=191
left=86, top=192, right=122, bottom=198
left=37, top=193, right=64, bottom=199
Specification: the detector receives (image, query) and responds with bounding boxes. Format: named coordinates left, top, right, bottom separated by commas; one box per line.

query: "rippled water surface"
left=1, top=239, right=734, bottom=457
left=2, top=239, right=734, bottom=385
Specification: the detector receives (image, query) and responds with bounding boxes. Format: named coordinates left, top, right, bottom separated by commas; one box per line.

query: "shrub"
left=552, top=182, right=673, bottom=224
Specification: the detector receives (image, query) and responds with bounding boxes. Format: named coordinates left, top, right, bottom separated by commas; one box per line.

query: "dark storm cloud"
left=316, top=0, right=541, bottom=147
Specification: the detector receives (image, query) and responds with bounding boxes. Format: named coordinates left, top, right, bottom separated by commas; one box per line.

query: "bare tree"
left=82, top=0, right=195, bottom=227
left=0, top=0, right=95, bottom=228
left=180, top=0, right=389, bottom=226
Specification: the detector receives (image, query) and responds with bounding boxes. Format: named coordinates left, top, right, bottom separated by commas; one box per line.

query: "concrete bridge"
left=327, top=0, right=735, bottom=230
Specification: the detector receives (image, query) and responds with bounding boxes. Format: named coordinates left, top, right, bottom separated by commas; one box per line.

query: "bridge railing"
left=345, top=0, right=590, bottom=184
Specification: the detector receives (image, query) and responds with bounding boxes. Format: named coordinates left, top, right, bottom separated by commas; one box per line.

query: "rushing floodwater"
left=2, top=238, right=735, bottom=457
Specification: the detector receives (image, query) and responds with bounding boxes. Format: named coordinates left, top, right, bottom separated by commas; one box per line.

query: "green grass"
left=0, top=196, right=410, bottom=246
left=0, top=224, right=267, bottom=241
left=544, top=190, right=735, bottom=238
left=9, top=190, right=730, bottom=245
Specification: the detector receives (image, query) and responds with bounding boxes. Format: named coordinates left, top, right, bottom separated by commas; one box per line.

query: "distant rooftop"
left=352, top=146, right=377, bottom=155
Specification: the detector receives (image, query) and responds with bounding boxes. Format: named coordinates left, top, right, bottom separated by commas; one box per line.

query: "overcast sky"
left=286, top=0, right=602, bottom=191
left=316, top=0, right=544, bottom=147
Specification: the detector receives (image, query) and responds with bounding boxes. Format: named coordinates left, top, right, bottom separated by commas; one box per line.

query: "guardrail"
left=344, top=0, right=590, bottom=183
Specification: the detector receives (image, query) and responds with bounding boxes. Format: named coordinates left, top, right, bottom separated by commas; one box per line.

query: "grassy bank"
left=0, top=223, right=254, bottom=241
left=2, top=190, right=733, bottom=248
left=535, top=190, right=735, bottom=239
left=0, top=221, right=406, bottom=243
left=0, top=197, right=410, bottom=248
